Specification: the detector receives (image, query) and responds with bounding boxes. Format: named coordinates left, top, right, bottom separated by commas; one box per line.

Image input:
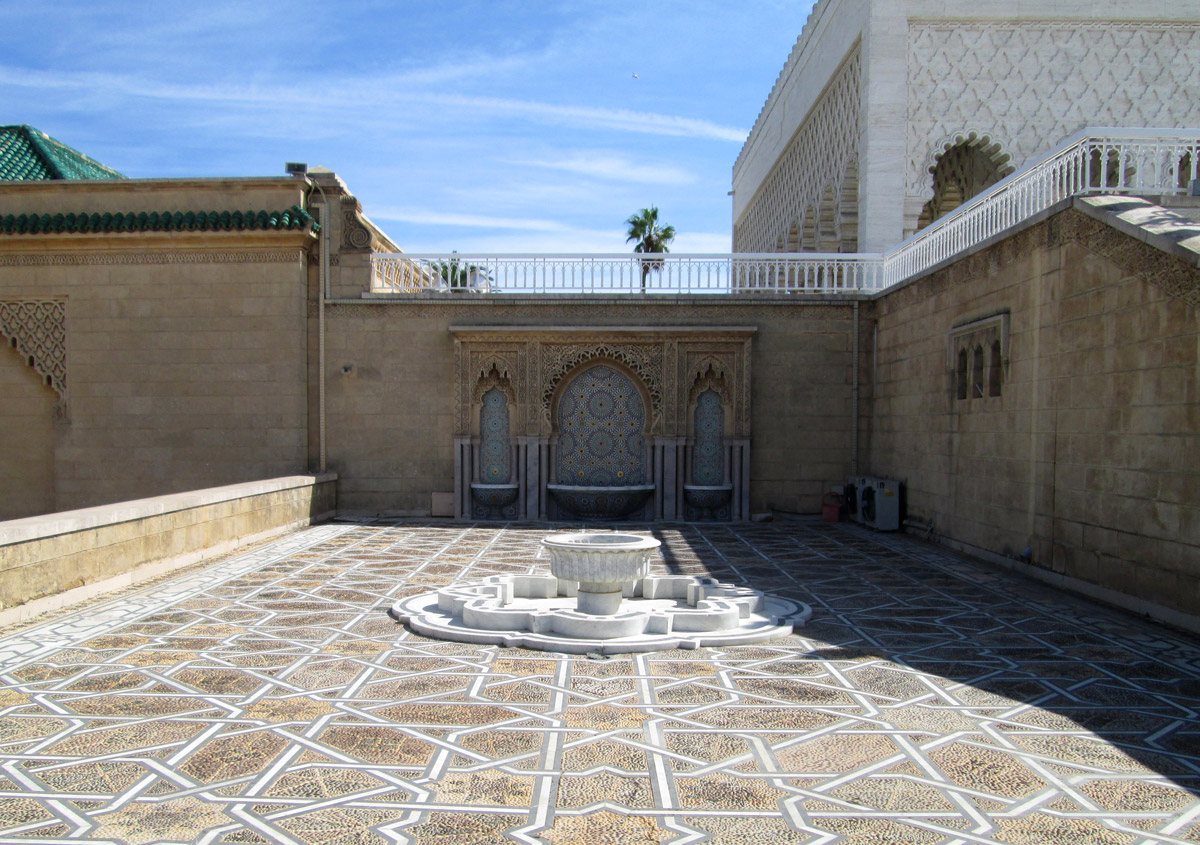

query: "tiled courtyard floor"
left=0, top=520, right=1198, bottom=844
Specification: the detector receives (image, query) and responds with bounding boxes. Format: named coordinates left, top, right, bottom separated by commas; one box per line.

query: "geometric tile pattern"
left=479, top=388, right=512, bottom=485
left=555, top=364, right=646, bottom=486
left=691, top=389, right=723, bottom=486
left=0, top=520, right=1198, bottom=843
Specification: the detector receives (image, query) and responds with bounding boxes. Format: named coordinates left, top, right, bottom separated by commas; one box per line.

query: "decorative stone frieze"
left=0, top=299, right=67, bottom=398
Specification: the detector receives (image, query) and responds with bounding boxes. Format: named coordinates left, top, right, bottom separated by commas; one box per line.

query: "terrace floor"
left=0, top=519, right=1197, bottom=844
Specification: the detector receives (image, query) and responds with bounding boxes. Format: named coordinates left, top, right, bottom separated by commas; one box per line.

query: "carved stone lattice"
left=687, top=355, right=733, bottom=405
left=907, top=21, right=1200, bottom=202
left=472, top=364, right=516, bottom=408
left=0, top=299, right=67, bottom=398
left=734, top=49, right=861, bottom=253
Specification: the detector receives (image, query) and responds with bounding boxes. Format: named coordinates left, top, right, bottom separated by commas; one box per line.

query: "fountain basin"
left=546, top=484, right=655, bottom=520
left=542, top=532, right=661, bottom=615
left=683, top=484, right=733, bottom=520
left=391, top=572, right=810, bottom=654
left=470, top=482, right=519, bottom=515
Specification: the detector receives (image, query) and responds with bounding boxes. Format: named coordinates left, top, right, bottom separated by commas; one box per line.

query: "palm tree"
left=625, top=207, right=676, bottom=292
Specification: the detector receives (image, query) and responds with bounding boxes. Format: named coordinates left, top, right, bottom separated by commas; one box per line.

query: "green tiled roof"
left=0, top=206, right=318, bottom=235
left=0, top=125, right=125, bottom=181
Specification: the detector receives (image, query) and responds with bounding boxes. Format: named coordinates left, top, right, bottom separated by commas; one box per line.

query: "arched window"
left=972, top=345, right=985, bottom=399
left=839, top=159, right=859, bottom=253
left=786, top=221, right=799, bottom=252
left=919, top=139, right=1009, bottom=229
left=988, top=340, right=1002, bottom=397
left=800, top=206, right=818, bottom=252
left=957, top=348, right=968, bottom=401
left=818, top=184, right=839, bottom=253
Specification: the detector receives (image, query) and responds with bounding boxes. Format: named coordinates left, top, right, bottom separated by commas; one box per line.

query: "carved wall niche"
left=541, top=342, right=663, bottom=434
left=470, top=363, right=517, bottom=436
left=450, top=326, right=756, bottom=521
left=452, top=327, right=754, bottom=438
left=686, top=357, right=733, bottom=439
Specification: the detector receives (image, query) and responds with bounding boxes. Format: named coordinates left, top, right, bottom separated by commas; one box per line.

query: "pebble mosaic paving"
left=0, top=519, right=1197, bottom=843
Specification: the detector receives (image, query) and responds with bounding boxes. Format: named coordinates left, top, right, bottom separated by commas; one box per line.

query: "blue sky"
left=2, top=1, right=813, bottom=252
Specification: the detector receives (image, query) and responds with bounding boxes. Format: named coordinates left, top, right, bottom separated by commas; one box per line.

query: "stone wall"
left=0, top=178, right=317, bottom=512
left=0, top=474, right=336, bottom=621
left=318, top=298, right=860, bottom=516
left=0, top=344, right=57, bottom=519
left=868, top=207, right=1200, bottom=619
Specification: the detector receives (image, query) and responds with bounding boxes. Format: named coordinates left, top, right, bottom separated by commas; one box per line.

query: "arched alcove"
left=553, top=363, right=648, bottom=487
left=919, top=135, right=1014, bottom=230
left=479, top=388, right=512, bottom=484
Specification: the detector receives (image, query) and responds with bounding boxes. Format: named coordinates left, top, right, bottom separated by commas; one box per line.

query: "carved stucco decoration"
left=451, top=327, right=755, bottom=439
left=687, top=354, right=733, bottom=405
left=0, top=299, right=67, bottom=399
left=540, top=342, right=664, bottom=433
left=907, top=21, right=1200, bottom=202
left=340, top=196, right=373, bottom=251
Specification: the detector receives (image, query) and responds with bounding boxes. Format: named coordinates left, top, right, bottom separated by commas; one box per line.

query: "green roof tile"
left=0, top=125, right=125, bottom=181
left=0, top=206, right=318, bottom=235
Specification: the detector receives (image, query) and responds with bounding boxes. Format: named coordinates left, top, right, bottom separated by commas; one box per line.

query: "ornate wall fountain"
left=451, top=326, right=755, bottom=521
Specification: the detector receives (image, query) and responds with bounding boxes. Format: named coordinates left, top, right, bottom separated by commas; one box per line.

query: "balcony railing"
left=370, top=252, right=886, bottom=295
left=372, top=128, right=1200, bottom=296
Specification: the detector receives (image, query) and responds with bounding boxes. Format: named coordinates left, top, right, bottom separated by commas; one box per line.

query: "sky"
left=2, top=1, right=814, bottom=253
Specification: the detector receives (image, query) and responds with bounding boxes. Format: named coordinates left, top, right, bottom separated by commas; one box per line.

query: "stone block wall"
left=0, top=346, right=57, bottom=519
left=0, top=474, right=336, bottom=618
left=868, top=208, right=1200, bottom=618
left=0, top=178, right=317, bottom=512
left=318, top=298, right=860, bottom=516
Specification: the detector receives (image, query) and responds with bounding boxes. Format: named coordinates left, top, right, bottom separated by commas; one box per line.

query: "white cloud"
left=0, top=65, right=748, bottom=143
left=370, top=208, right=585, bottom=233
left=512, top=153, right=695, bottom=185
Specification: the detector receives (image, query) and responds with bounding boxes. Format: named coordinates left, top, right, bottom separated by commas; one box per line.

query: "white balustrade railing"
left=370, top=252, right=886, bottom=295
left=372, top=128, right=1200, bottom=296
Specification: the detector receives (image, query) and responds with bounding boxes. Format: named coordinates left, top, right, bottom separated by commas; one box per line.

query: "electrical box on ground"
left=847, top=476, right=902, bottom=531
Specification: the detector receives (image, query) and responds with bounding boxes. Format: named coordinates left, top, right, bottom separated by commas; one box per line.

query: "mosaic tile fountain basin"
left=469, top=483, right=520, bottom=509
left=682, top=484, right=733, bottom=511
left=545, top=484, right=655, bottom=520
left=390, top=573, right=810, bottom=654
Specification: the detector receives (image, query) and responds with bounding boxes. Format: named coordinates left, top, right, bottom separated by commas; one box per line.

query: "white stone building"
left=732, top=0, right=1200, bottom=254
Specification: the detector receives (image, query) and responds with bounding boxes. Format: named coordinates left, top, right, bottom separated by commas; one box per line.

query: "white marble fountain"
left=391, top=532, right=810, bottom=654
